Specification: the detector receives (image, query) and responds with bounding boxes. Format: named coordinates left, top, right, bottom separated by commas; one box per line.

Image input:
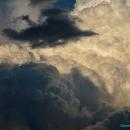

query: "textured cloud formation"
left=85, top=109, right=130, bottom=130
left=2, top=0, right=96, bottom=47
left=0, top=63, right=114, bottom=130
left=3, top=8, right=96, bottom=48
left=0, top=0, right=130, bottom=130
left=0, top=0, right=56, bottom=28
left=74, top=0, right=111, bottom=11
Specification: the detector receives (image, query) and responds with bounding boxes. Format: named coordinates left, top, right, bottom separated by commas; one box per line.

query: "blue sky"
left=54, top=0, right=76, bottom=10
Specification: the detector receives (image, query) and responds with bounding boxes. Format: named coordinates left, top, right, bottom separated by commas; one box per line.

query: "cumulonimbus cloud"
left=0, top=63, right=113, bottom=130
left=0, top=0, right=130, bottom=130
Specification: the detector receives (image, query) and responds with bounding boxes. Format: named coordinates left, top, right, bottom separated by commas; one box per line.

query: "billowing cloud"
left=3, top=8, right=97, bottom=48
left=0, top=63, right=114, bottom=130
left=85, top=109, right=130, bottom=130
left=0, top=0, right=56, bottom=30
left=0, top=0, right=130, bottom=130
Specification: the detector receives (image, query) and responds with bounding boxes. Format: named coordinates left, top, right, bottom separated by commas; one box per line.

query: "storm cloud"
left=3, top=8, right=97, bottom=48
left=0, top=0, right=130, bottom=130
left=0, top=63, right=114, bottom=130
left=85, top=109, right=130, bottom=130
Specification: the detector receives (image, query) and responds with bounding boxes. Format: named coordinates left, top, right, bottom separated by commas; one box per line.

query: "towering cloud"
left=0, top=0, right=130, bottom=130
left=0, top=63, right=113, bottom=130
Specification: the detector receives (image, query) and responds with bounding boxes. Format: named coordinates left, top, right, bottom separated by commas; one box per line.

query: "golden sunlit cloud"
left=0, top=0, right=130, bottom=130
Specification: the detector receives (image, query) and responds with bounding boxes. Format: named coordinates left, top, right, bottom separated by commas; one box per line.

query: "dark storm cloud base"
left=0, top=63, right=129, bottom=130
left=0, top=63, right=98, bottom=130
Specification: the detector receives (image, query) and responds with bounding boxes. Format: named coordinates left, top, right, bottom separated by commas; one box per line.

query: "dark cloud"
left=41, top=8, right=67, bottom=16
left=2, top=8, right=97, bottom=48
left=29, top=0, right=56, bottom=5
left=86, top=109, right=130, bottom=130
left=0, top=62, right=114, bottom=130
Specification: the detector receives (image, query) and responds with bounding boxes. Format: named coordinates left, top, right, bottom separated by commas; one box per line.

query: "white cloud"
left=0, top=1, right=130, bottom=129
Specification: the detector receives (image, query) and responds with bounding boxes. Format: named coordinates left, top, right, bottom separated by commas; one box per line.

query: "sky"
left=0, top=0, right=130, bottom=130
left=54, top=0, right=76, bottom=10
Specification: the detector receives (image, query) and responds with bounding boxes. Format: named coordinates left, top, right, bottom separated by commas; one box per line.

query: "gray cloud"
left=0, top=0, right=97, bottom=47
left=0, top=63, right=114, bottom=130
left=29, top=0, right=56, bottom=5
left=86, top=108, right=130, bottom=130
left=0, top=0, right=56, bottom=28
left=3, top=8, right=97, bottom=48
left=0, top=0, right=130, bottom=130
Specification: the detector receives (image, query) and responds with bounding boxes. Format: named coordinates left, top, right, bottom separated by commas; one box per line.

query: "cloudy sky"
left=0, top=0, right=130, bottom=130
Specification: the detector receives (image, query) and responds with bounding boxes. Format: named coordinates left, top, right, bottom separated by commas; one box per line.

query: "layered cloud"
left=29, top=0, right=55, bottom=5
left=3, top=8, right=96, bottom=48
left=85, top=109, right=130, bottom=130
left=0, top=63, right=114, bottom=130
left=0, top=0, right=130, bottom=130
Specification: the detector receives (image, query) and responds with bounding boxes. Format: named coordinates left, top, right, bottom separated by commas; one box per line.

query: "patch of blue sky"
left=53, top=0, right=76, bottom=10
